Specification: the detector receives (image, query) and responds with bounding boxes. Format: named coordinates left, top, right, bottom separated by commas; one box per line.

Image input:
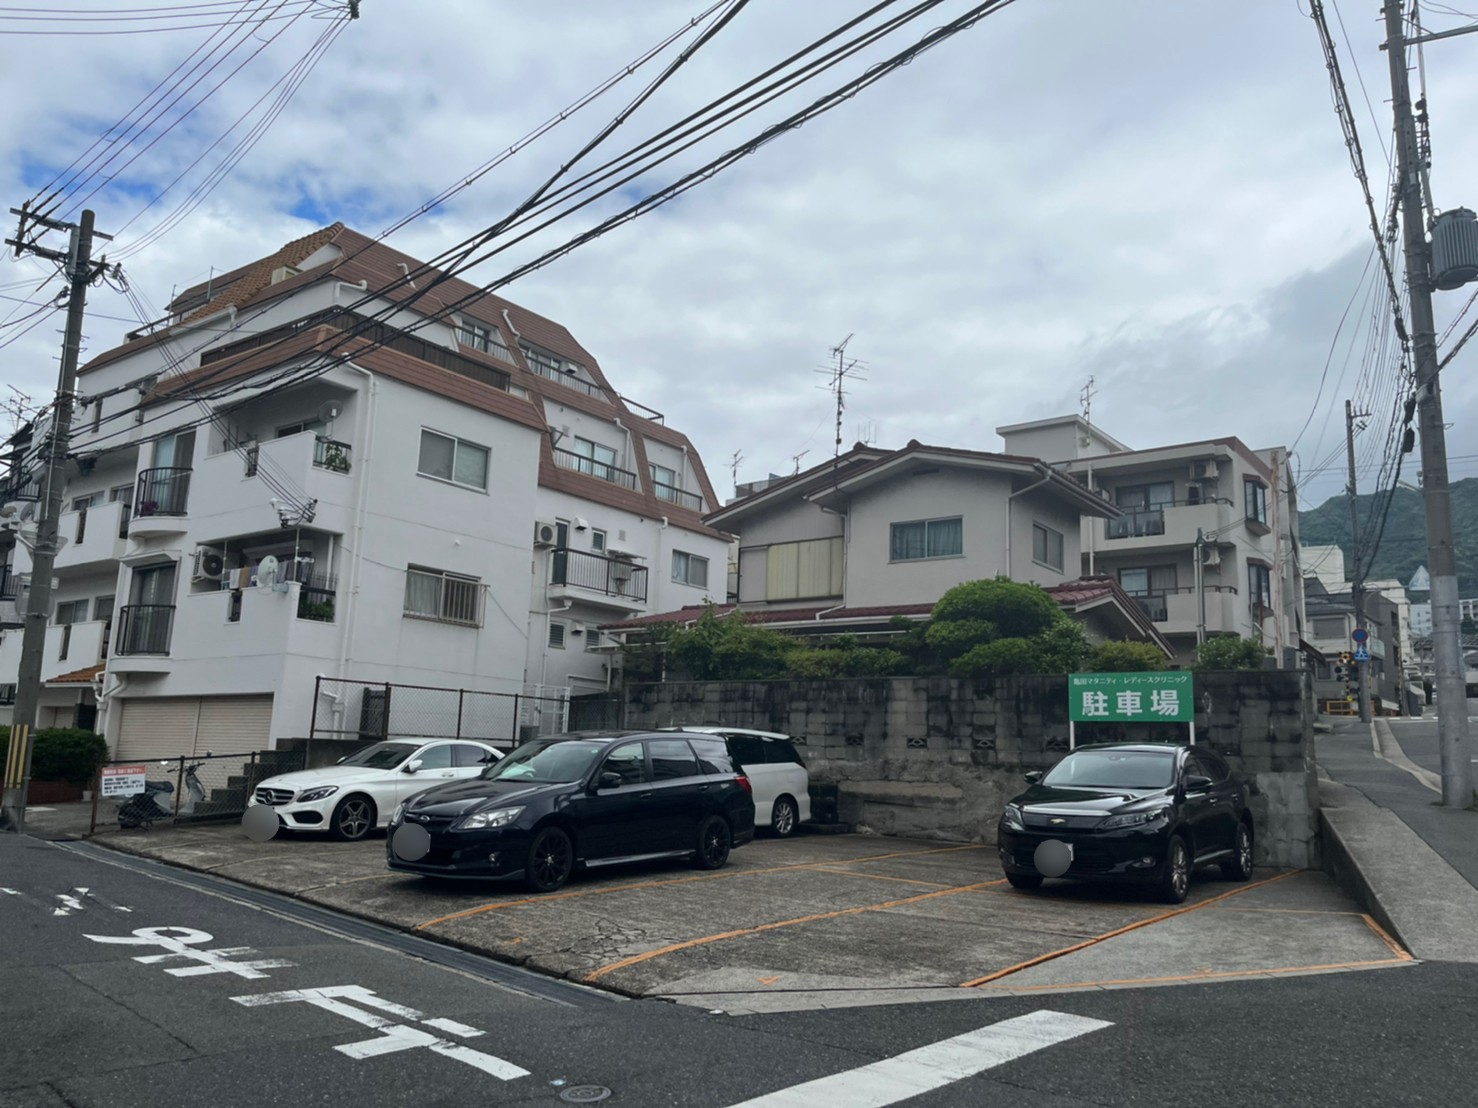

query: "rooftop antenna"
left=1081, top=374, right=1099, bottom=576
left=729, top=449, right=744, bottom=494
left=818, top=334, right=867, bottom=459
left=1080, top=375, right=1096, bottom=429
left=790, top=449, right=809, bottom=475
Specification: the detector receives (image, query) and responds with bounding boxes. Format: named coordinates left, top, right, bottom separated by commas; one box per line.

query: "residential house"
left=0, top=223, right=727, bottom=758
left=996, top=416, right=1306, bottom=669
left=1303, top=578, right=1409, bottom=712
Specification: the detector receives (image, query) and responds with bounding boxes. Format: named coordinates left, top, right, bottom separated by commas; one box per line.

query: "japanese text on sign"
left=1068, top=672, right=1194, bottom=723
left=100, top=765, right=147, bottom=798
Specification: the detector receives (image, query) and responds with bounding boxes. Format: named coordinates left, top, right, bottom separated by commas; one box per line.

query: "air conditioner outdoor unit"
left=1201, top=547, right=1222, bottom=568
left=192, top=546, right=227, bottom=581
left=1191, top=459, right=1219, bottom=481
left=533, top=520, right=559, bottom=548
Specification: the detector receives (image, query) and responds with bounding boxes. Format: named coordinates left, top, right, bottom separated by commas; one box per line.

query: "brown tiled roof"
left=48, top=663, right=105, bottom=685
left=176, top=222, right=345, bottom=327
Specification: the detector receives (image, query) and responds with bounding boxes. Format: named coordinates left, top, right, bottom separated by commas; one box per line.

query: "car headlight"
left=1099, top=807, right=1170, bottom=830
left=390, top=802, right=405, bottom=825
left=454, top=806, right=525, bottom=831
left=296, top=785, right=339, bottom=803
left=1001, top=803, right=1025, bottom=831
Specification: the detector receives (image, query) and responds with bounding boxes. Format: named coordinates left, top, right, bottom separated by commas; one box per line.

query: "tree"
left=662, top=607, right=799, bottom=681
left=1192, top=635, right=1271, bottom=672
left=1085, top=639, right=1168, bottom=673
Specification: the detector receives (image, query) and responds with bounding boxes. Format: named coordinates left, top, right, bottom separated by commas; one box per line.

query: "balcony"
left=130, top=468, right=192, bottom=536
left=0, top=472, right=40, bottom=504
left=1103, top=497, right=1234, bottom=548
left=550, top=548, right=648, bottom=607
left=56, top=500, right=129, bottom=571
left=115, top=604, right=175, bottom=656
left=653, top=481, right=703, bottom=511
left=552, top=447, right=639, bottom=490
left=312, top=436, right=352, bottom=474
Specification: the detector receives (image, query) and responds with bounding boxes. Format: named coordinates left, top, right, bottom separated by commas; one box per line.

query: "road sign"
left=1353, top=647, right=1372, bottom=663
left=1352, top=628, right=1369, bottom=644
left=1068, top=672, right=1194, bottom=723
left=100, top=765, right=146, bottom=798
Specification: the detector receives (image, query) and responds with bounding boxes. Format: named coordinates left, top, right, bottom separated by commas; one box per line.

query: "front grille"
left=254, top=787, right=294, bottom=806
left=1012, top=837, right=1121, bottom=875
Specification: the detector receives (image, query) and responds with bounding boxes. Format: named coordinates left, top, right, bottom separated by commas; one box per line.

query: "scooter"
left=117, top=777, right=175, bottom=830
left=178, top=760, right=207, bottom=816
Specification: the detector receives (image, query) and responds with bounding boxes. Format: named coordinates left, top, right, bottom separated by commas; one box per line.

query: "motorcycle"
left=179, top=760, right=207, bottom=816
left=117, top=777, right=175, bottom=830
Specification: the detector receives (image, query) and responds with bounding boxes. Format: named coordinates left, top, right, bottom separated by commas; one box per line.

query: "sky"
left=2, top=0, right=1477, bottom=516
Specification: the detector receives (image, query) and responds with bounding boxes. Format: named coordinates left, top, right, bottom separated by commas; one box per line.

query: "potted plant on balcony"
left=321, top=443, right=350, bottom=473
left=138, top=498, right=159, bottom=516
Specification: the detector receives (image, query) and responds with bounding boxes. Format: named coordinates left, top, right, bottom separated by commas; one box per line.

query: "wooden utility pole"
left=1346, top=399, right=1373, bottom=724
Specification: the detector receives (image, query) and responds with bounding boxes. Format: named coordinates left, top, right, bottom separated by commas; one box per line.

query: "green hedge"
left=0, top=727, right=108, bottom=786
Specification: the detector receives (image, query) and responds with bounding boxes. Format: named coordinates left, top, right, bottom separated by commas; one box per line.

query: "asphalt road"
left=4, top=832, right=1477, bottom=1107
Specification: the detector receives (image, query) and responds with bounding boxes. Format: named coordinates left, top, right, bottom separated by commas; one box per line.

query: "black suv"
left=997, top=743, right=1254, bottom=904
left=387, top=730, right=756, bottom=892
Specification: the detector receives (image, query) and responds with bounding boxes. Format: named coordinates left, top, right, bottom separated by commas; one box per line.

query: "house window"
left=0, top=683, right=15, bottom=705
left=650, top=462, right=679, bottom=501
left=1244, top=479, right=1269, bottom=526
left=591, top=529, right=607, bottom=553
left=672, top=550, right=709, bottom=588
left=72, top=495, right=94, bottom=544
left=1249, top=563, right=1273, bottom=617
left=56, top=599, right=86, bottom=661
left=766, top=537, right=844, bottom=600
left=275, top=419, right=326, bottom=439
left=1312, top=616, right=1346, bottom=638
left=585, top=627, right=602, bottom=651
left=418, top=429, right=490, bottom=491
left=890, top=517, right=963, bottom=562
left=94, top=595, right=114, bottom=623
left=404, top=566, right=484, bottom=627
left=1119, top=566, right=1177, bottom=622
left=520, top=341, right=581, bottom=381
left=457, top=319, right=512, bottom=361
left=571, top=436, right=618, bottom=479
left=1031, top=523, right=1064, bottom=572
left=548, top=621, right=566, bottom=649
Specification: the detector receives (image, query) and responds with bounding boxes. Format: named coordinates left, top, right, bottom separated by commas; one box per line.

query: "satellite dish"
left=316, top=400, right=343, bottom=427
left=257, top=555, right=279, bottom=588
left=18, top=502, right=37, bottom=523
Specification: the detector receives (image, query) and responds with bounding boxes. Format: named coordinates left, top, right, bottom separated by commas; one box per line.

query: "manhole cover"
left=559, top=1086, right=612, bottom=1103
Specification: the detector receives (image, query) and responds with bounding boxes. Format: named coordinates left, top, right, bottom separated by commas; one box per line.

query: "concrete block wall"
left=624, top=671, right=1319, bottom=868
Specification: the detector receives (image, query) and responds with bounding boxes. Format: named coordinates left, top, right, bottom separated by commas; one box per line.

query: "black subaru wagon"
left=997, top=743, right=1254, bottom=904
left=387, top=730, right=755, bottom=892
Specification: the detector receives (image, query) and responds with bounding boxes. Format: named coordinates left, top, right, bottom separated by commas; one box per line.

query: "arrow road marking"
left=723, top=1010, right=1113, bottom=1108
left=84, top=926, right=294, bottom=979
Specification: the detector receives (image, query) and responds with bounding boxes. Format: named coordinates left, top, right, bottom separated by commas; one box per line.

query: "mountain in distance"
left=1298, top=477, right=1478, bottom=598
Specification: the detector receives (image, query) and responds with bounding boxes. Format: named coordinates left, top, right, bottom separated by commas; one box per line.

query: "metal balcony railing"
left=653, top=481, right=703, bottom=511
left=0, top=472, right=40, bottom=502
left=116, top=604, right=175, bottom=655
left=551, top=447, right=639, bottom=489
left=313, top=436, right=352, bottom=473
left=1123, top=585, right=1241, bottom=623
left=551, top=548, right=648, bottom=603
left=135, top=467, right=192, bottom=517
left=0, top=564, right=16, bottom=600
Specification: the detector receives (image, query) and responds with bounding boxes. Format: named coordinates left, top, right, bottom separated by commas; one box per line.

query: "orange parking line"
left=958, top=869, right=1304, bottom=988
left=975, top=956, right=1415, bottom=992
left=583, top=879, right=1007, bottom=983
left=1361, top=914, right=1415, bottom=960
left=414, top=843, right=989, bottom=931
left=808, top=866, right=952, bottom=889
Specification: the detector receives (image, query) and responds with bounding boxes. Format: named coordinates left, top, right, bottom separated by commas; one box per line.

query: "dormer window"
left=457, top=319, right=514, bottom=364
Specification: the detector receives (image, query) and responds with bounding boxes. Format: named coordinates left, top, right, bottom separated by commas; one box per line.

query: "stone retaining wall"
left=623, top=671, right=1319, bottom=867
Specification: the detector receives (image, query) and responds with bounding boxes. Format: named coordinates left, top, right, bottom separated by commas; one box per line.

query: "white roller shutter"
left=116, top=699, right=201, bottom=761
left=195, top=696, right=273, bottom=756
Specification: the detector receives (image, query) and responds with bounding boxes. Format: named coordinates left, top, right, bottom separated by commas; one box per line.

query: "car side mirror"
left=403, top=759, right=423, bottom=775
left=597, top=771, right=622, bottom=790
left=1023, top=771, right=1043, bottom=785
left=1184, top=773, right=1213, bottom=791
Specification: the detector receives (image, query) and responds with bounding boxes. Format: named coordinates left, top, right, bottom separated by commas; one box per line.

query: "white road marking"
left=232, top=985, right=527, bottom=1080
left=84, top=926, right=294, bottom=979
left=723, top=1010, right=1113, bottom=1108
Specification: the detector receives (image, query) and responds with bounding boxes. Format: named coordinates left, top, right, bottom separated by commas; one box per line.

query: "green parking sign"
left=1068, top=671, right=1194, bottom=724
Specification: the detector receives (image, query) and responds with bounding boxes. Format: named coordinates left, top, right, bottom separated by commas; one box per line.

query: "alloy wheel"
left=702, top=820, right=731, bottom=866
left=772, top=798, right=796, bottom=837
left=530, top=830, right=573, bottom=891
left=1170, top=839, right=1189, bottom=899
left=337, top=799, right=372, bottom=840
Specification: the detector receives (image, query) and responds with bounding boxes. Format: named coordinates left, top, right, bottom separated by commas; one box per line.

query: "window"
left=672, top=550, right=709, bottom=588
left=571, top=436, right=618, bottom=478
left=600, top=742, right=648, bottom=787
left=72, top=495, right=93, bottom=544
left=520, top=341, right=582, bottom=382
left=648, top=739, right=700, bottom=781
left=766, top=537, right=844, bottom=600
left=94, top=595, right=114, bottom=623
left=548, top=621, right=566, bottom=649
left=890, top=517, right=963, bottom=562
left=0, top=684, right=15, bottom=706
left=413, top=744, right=454, bottom=770
left=1244, top=479, right=1269, bottom=527
left=585, top=627, right=602, bottom=651
left=275, top=419, right=325, bottom=439
left=591, top=529, right=607, bottom=553
left=1115, top=483, right=1175, bottom=511
left=418, top=429, right=490, bottom=491
left=55, top=600, right=87, bottom=625
left=457, top=319, right=512, bottom=361
left=1312, top=616, right=1346, bottom=638
left=726, top=734, right=766, bottom=770
left=689, top=737, right=734, bottom=775
left=650, top=462, right=679, bottom=501
left=452, top=744, right=495, bottom=768
left=1249, top=563, right=1273, bottom=616
left=403, top=566, right=483, bottom=626
left=1032, top=523, right=1064, bottom=572
left=1119, top=566, right=1177, bottom=621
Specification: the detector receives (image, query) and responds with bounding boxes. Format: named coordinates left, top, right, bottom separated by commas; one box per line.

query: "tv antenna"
left=790, top=449, right=809, bottom=475
left=729, top=449, right=744, bottom=491
left=818, top=334, right=867, bottom=458
left=1080, top=375, right=1096, bottom=424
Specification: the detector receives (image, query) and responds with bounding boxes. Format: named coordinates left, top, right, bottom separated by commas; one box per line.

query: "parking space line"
left=958, top=869, right=1303, bottom=988
left=583, top=879, right=1007, bottom=983
left=414, top=844, right=990, bottom=931
left=975, top=956, right=1416, bottom=993
left=806, top=867, right=953, bottom=889
left=1361, top=913, right=1415, bottom=960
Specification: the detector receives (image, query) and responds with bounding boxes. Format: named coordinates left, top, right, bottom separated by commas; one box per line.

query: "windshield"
left=339, top=742, right=418, bottom=769
left=1041, top=749, right=1176, bottom=790
left=483, top=740, right=605, bottom=784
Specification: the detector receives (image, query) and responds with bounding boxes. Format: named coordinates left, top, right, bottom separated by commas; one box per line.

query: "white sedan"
left=248, top=739, right=503, bottom=840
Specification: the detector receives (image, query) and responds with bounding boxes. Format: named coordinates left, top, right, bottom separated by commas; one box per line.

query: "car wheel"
left=1006, top=872, right=1043, bottom=890
left=770, top=795, right=799, bottom=838
left=330, top=795, right=375, bottom=842
left=1221, top=821, right=1254, bottom=882
left=1158, top=834, right=1191, bottom=904
left=525, top=827, right=574, bottom=893
left=694, top=815, right=732, bottom=870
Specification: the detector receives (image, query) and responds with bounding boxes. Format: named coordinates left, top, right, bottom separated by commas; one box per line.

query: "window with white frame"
left=1248, top=562, right=1273, bottom=616
left=585, top=626, right=602, bottom=651
left=591, top=529, right=607, bottom=553
left=418, top=429, right=490, bottom=491
left=889, top=517, right=963, bottom=562
left=1244, top=478, right=1269, bottom=527
left=571, top=436, right=618, bottom=479
left=1032, top=522, right=1064, bottom=572
left=548, top=620, right=566, bottom=649
left=457, top=319, right=512, bottom=362
left=404, top=566, right=484, bottom=627
left=650, top=462, right=679, bottom=501
left=672, top=550, right=709, bottom=588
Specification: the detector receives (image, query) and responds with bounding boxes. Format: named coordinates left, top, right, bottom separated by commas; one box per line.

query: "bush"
left=1193, top=635, right=1272, bottom=672
left=664, top=607, right=799, bottom=681
left=0, top=728, right=108, bottom=787
left=1086, top=639, right=1168, bottom=672
left=932, top=578, right=1062, bottom=639
left=951, top=637, right=1041, bottom=677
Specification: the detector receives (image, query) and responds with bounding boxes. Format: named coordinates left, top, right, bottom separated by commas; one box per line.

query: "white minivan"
left=666, top=726, right=811, bottom=837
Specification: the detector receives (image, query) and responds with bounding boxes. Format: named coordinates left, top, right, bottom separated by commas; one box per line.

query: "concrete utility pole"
left=1, top=206, right=110, bottom=834
left=1345, top=399, right=1373, bottom=724
left=1382, top=3, right=1473, bottom=805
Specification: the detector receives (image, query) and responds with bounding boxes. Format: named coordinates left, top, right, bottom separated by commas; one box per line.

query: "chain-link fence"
left=308, top=677, right=573, bottom=752
left=89, top=749, right=305, bottom=834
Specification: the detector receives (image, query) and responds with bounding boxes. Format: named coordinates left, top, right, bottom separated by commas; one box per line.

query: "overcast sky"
left=2, top=0, right=1476, bottom=514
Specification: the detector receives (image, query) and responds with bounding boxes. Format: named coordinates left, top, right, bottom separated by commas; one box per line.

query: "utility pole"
left=1, top=206, right=111, bottom=834
left=1383, top=2, right=1472, bottom=805
left=1195, top=528, right=1207, bottom=648
left=1345, top=399, right=1373, bottom=724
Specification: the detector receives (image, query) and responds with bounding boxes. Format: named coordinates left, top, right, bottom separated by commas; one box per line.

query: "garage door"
left=116, top=695, right=273, bottom=759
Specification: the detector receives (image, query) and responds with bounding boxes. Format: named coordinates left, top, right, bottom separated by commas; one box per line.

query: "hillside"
left=1298, top=477, right=1478, bottom=597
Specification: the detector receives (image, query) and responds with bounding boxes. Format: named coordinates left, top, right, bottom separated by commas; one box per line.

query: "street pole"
left=1383, top=2, right=1472, bottom=805
left=0, top=207, right=106, bottom=834
left=1345, top=399, right=1373, bottom=724
left=1194, top=528, right=1207, bottom=647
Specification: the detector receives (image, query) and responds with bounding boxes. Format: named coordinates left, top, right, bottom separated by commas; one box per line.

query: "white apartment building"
left=996, top=416, right=1305, bottom=668
left=0, top=223, right=727, bottom=756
